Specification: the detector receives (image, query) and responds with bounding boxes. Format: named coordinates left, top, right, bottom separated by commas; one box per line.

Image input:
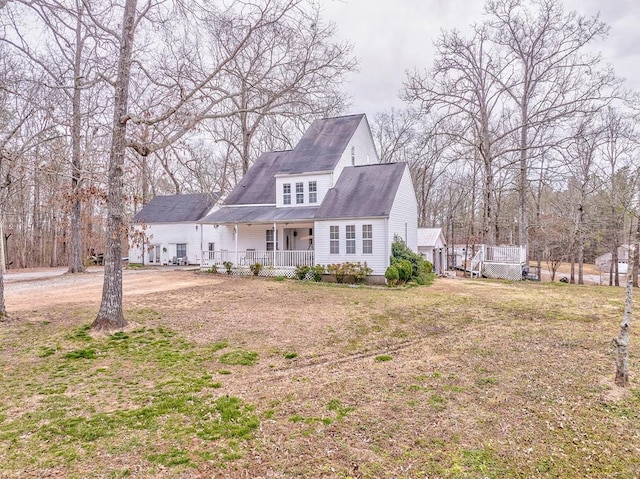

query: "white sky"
left=321, top=0, right=640, bottom=119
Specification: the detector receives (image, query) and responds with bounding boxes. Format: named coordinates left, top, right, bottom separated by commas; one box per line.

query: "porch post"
left=234, top=224, right=238, bottom=266
left=273, top=222, right=277, bottom=267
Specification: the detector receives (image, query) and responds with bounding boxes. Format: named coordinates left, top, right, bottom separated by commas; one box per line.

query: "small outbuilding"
left=417, top=227, right=447, bottom=274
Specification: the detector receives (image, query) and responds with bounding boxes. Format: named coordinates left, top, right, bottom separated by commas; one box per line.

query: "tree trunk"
left=614, top=245, right=634, bottom=387
left=0, top=221, right=5, bottom=320
left=92, top=0, right=138, bottom=332
left=68, top=4, right=86, bottom=273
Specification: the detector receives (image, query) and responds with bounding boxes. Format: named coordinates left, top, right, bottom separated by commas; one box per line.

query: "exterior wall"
left=275, top=173, right=332, bottom=207
left=333, top=117, right=380, bottom=184
left=129, top=222, right=220, bottom=265
left=314, top=218, right=388, bottom=275
left=387, top=166, right=418, bottom=252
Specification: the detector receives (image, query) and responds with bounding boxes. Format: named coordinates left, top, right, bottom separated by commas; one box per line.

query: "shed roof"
left=200, top=205, right=318, bottom=224
left=417, top=228, right=446, bottom=248
left=315, top=163, right=407, bottom=220
left=133, top=193, right=218, bottom=223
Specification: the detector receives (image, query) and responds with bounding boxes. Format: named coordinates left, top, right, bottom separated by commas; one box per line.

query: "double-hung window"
left=266, top=230, right=278, bottom=251
left=308, top=181, right=317, bottom=204
left=330, top=226, right=339, bottom=254
left=362, top=225, right=372, bottom=254
left=296, top=182, right=304, bottom=204
left=346, top=225, right=356, bottom=254
left=283, top=184, right=291, bottom=205
left=176, top=243, right=187, bottom=259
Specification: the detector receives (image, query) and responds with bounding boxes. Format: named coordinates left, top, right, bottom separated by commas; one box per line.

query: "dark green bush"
left=310, top=264, right=325, bottom=282
left=294, top=265, right=311, bottom=280
left=249, top=263, right=263, bottom=276
left=384, top=265, right=399, bottom=286
left=389, top=237, right=435, bottom=286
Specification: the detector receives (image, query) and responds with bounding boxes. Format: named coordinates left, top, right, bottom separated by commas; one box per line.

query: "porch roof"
left=200, top=205, right=318, bottom=224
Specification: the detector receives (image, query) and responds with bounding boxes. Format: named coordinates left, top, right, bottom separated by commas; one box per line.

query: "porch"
left=470, top=245, right=528, bottom=280
left=201, top=249, right=315, bottom=277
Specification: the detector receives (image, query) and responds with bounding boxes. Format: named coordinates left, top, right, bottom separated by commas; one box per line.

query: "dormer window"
left=351, top=146, right=355, bottom=165
left=308, top=181, right=317, bottom=203
left=296, top=182, right=304, bottom=204
left=283, top=183, right=291, bottom=205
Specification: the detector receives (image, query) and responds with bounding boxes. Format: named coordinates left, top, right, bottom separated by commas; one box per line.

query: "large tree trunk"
left=0, top=221, right=5, bottom=320
left=614, top=245, right=634, bottom=387
left=92, top=0, right=138, bottom=332
left=68, top=4, right=86, bottom=273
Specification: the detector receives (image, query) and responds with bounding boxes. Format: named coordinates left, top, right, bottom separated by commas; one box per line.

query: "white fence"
left=201, top=250, right=315, bottom=269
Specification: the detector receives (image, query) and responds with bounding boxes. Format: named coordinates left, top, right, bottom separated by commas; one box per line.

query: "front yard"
left=0, top=272, right=639, bottom=478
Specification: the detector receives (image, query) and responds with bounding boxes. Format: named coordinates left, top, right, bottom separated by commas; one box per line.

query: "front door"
left=284, top=228, right=296, bottom=251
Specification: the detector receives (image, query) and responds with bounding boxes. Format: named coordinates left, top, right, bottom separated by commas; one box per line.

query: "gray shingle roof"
left=133, top=193, right=218, bottom=223
left=315, top=163, right=407, bottom=219
left=278, top=114, right=365, bottom=175
left=223, top=151, right=290, bottom=205
left=200, top=205, right=318, bottom=224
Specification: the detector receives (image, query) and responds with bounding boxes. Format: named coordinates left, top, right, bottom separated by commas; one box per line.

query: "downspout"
left=199, top=222, right=203, bottom=267
left=385, top=217, right=390, bottom=270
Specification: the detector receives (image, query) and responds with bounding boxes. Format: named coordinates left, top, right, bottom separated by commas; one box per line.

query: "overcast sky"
left=321, top=0, right=640, bottom=119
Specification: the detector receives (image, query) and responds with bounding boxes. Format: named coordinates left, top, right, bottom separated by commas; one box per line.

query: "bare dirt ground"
left=4, top=267, right=218, bottom=311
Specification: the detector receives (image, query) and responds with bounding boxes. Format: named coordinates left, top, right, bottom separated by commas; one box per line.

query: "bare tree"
left=486, top=0, right=618, bottom=248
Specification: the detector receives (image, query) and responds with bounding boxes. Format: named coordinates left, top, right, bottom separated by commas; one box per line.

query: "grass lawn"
left=1, top=274, right=639, bottom=478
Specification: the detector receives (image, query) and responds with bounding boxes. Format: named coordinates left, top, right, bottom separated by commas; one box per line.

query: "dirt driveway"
left=3, top=267, right=218, bottom=311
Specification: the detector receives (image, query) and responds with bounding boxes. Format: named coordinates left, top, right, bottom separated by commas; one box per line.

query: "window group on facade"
left=282, top=180, right=318, bottom=205
left=329, top=224, right=373, bottom=255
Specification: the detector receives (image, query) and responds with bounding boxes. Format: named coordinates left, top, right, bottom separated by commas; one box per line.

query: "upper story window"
left=346, top=225, right=356, bottom=254
left=296, top=182, right=304, bottom=204
left=351, top=146, right=355, bottom=166
left=283, top=183, right=291, bottom=205
left=330, top=226, right=339, bottom=254
left=362, top=224, right=372, bottom=254
left=308, top=181, right=317, bottom=203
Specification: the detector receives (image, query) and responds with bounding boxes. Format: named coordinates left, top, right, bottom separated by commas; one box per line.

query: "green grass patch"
left=218, top=349, right=259, bottom=366
left=374, top=354, right=393, bottom=362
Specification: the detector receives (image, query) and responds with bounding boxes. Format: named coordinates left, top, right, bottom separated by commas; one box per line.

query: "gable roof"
left=277, top=114, right=365, bottom=175
left=418, top=228, right=446, bottom=248
left=315, top=163, right=407, bottom=220
left=223, top=151, right=290, bottom=206
left=133, top=193, right=218, bottom=223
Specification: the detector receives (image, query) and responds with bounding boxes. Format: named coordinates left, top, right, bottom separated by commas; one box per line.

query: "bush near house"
left=249, top=263, right=264, bottom=276
left=326, top=262, right=372, bottom=284
left=388, top=237, right=434, bottom=286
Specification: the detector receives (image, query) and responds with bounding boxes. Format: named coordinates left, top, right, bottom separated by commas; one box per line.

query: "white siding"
left=128, top=222, right=219, bottom=265
left=388, top=166, right=418, bottom=252
left=275, top=173, right=332, bottom=207
left=314, top=218, right=388, bottom=275
left=332, top=116, right=380, bottom=184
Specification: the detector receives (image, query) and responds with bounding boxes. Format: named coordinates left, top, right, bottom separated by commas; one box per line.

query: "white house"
left=129, top=193, right=220, bottom=265
left=199, top=113, right=418, bottom=280
left=595, top=245, right=632, bottom=274
left=417, top=227, right=447, bottom=274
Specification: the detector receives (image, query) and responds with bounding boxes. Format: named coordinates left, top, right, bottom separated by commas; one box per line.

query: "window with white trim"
left=330, top=226, right=339, bottom=254
left=362, top=224, right=372, bottom=254
left=308, top=181, right=317, bottom=203
left=266, top=229, right=278, bottom=251
left=283, top=183, right=291, bottom=205
left=296, top=182, right=304, bottom=204
left=346, top=225, right=356, bottom=254
left=176, top=243, right=187, bottom=259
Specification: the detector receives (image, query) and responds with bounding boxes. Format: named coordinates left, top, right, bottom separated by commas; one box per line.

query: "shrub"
left=352, top=262, right=372, bottom=284
left=249, top=263, right=263, bottom=276
left=223, top=261, right=233, bottom=275
left=389, top=237, right=435, bottom=286
left=207, top=265, right=218, bottom=274
left=327, top=263, right=346, bottom=283
left=294, top=265, right=310, bottom=280
left=384, top=265, right=399, bottom=286
left=310, top=264, right=325, bottom=282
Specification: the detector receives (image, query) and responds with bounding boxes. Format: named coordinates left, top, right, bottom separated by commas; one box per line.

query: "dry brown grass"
left=1, top=271, right=639, bottom=478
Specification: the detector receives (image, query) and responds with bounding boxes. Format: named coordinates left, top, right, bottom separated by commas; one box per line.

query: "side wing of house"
left=387, top=165, right=418, bottom=252
left=128, top=193, right=219, bottom=265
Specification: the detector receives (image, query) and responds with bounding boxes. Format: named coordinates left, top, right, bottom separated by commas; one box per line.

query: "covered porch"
left=201, top=221, right=316, bottom=276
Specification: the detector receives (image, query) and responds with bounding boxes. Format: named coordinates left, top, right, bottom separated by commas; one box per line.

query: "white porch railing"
left=201, top=249, right=315, bottom=269
left=468, top=244, right=527, bottom=280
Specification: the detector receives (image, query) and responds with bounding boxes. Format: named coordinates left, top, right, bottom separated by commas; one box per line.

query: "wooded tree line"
left=373, top=0, right=639, bottom=286
left=1, top=0, right=639, bottom=323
